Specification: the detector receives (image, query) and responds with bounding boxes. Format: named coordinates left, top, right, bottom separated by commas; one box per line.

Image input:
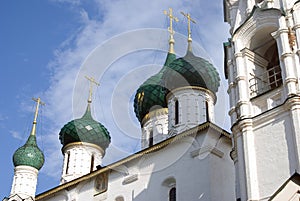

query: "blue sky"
left=0, top=0, right=230, bottom=198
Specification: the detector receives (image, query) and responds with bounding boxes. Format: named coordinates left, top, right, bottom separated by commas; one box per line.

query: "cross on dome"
left=164, top=8, right=179, bottom=54
left=30, top=97, right=45, bottom=136
left=85, top=75, right=100, bottom=104
left=180, top=11, right=196, bottom=44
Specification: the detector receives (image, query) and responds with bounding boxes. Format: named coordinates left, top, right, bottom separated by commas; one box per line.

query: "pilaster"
left=272, top=24, right=298, bottom=97
left=235, top=119, right=259, bottom=200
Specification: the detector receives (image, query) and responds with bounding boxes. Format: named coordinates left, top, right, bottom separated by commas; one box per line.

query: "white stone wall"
left=37, top=128, right=235, bottom=201
left=10, top=165, right=38, bottom=199
left=60, top=142, right=104, bottom=184
left=253, top=110, right=297, bottom=198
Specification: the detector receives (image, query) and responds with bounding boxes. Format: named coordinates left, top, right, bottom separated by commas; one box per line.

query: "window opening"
left=65, top=152, right=70, bottom=174
left=90, top=154, right=94, bottom=173
left=175, top=100, right=179, bottom=125
left=206, top=101, right=210, bottom=122
left=149, top=130, right=153, bottom=147
left=249, top=40, right=282, bottom=97
left=169, top=187, right=176, bottom=201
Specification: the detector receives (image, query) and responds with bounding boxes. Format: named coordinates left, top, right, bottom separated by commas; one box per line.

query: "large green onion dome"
left=59, top=104, right=111, bottom=152
left=13, top=134, right=45, bottom=170
left=163, top=50, right=220, bottom=94
left=133, top=52, right=176, bottom=123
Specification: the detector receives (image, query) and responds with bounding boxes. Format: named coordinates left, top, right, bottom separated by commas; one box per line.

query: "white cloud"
left=40, top=0, right=230, bottom=184
left=9, top=130, right=23, bottom=140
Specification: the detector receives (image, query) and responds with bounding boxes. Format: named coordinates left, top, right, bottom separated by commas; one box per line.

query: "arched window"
left=162, top=177, right=176, bottom=201
left=175, top=100, right=179, bottom=125
left=115, top=196, right=124, bottom=201
left=248, top=27, right=282, bottom=97
left=169, top=187, right=176, bottom=201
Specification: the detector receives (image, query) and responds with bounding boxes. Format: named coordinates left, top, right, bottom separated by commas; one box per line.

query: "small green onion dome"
left=59, top=104, right=111, bottom=152
left=163, top=50, right=220, bottom=94
left=13, top=135, right=45, bottom=170
left=133, top=52, right=176, bottom=123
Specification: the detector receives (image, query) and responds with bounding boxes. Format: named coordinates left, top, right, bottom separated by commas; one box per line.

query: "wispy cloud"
left=9, top=130, right=23, bottom=140
left=39, top=0, right=230, bottom=184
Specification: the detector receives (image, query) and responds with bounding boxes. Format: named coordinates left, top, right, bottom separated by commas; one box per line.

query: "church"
left=4, top=0, right=300, bottom=200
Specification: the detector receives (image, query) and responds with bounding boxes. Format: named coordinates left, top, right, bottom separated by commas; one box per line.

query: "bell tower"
left=224, top=0, right=300, bottom=200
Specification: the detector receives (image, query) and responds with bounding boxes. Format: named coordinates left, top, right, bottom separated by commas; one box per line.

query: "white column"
left=235, top=120, right=259, bottom=200
left=234, top=51, right=251, bottom=119
left=10, top=166, right=38, bottom=199
left=272, top=19, right=298, bottom=97
left=292, top=7, right=300, bottom=92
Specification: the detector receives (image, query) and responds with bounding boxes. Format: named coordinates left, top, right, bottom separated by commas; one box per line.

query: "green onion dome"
left=133, top=52, right=176, bottom=123
left=13, top=135, right=45, bottom=170
left=59, top=104, right=111, bottom=152
left=163, top=50, right=220, bottom=94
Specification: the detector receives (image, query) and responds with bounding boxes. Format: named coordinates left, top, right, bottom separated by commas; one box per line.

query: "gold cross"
left=164, top=8, right=178, bottom=53
left=180, top=11, right=196, bottom=41
left=164, top=8, right=179, bottom=39
left=30, top=97, right=45, bottom=135
left=85, top=75, right=100, bottom=103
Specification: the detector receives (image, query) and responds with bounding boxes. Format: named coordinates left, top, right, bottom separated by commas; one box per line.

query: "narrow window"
left=65, top=152, right=70, bottom=174
left=206, top=101, right=210, bottom=122
left=175, top=100, right=179, bottom=125
left=149, top=130, right=153, bottom=147
left=90, top=154, right=95, bottom=173
left=169, top=187, right=176, bottom=201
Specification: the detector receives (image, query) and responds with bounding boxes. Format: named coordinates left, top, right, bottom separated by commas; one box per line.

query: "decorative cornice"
left=166, top=86, right=217, bottom=104
left=240, top=48, right=269, bottom=66
left=232, top=8, right=282, bottom=42
left=62, top=142, right=104, bottom=156
left=122, top=174, right=138, bottom=185
left=281, top=52, right=294, bottom=59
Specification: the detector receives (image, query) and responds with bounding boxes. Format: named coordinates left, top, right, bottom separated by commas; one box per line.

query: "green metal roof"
left=133, top=52, right=176, bottom=122
left=163, top=50, right=220, bottom=94
left=59, top=104, right=111, bottom=151
left=13, top=134, right=45, bottom=170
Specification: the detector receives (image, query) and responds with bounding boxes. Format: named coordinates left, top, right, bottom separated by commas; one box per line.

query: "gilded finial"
left=85, top=75, right=100, bottom=103
left=30, top=97, right=45, bottom=136
left=181, top=11, right=196, bottom=51
left=164, top=8, right=179, bottom=54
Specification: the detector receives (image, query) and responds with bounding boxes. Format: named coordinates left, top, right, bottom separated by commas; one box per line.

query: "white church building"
left=4, top=0, right=300, bottom=200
